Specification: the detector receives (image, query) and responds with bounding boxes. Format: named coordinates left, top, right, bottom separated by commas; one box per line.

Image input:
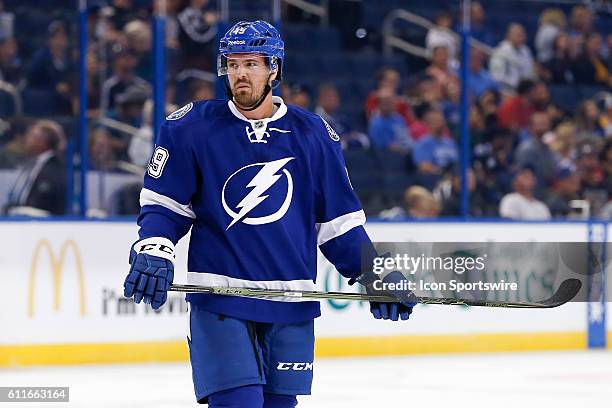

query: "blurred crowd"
left=306, top=2, right=612, bottom=220
left=0, top=1, right=611, bottom=220
left=0, top=0, right=219, bottom=215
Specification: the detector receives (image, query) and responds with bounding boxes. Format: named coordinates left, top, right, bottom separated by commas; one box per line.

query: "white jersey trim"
left=316, top=210, right=366, bottom=246
left=186, top=271, right=316, bottom=302
left=140, top=188, right=196, bottom=219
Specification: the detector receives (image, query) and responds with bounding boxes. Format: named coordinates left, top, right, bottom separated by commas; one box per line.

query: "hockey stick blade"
left=169, top=278, right=581, bottom=308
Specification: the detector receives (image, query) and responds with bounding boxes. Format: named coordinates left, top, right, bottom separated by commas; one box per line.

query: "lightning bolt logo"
left=222, top=157, right=295, bottom=230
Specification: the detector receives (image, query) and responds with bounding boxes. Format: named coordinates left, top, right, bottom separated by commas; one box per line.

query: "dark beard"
left=233, top=86, right=263, bottom=108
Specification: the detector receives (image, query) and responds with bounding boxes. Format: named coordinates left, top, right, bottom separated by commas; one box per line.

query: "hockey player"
left=123, top=20, right=417, bottom=407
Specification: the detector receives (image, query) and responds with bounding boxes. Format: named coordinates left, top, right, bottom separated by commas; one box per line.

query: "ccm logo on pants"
left=277, top=362, right=313, bottom=371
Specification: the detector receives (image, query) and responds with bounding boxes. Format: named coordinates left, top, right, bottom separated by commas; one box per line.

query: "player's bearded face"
left=227, top=55, right=274, bottom=107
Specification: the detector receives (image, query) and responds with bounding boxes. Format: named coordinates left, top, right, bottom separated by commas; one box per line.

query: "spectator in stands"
left=105, top=0, right=137, bottom=33
left=490, top=23, right=536, bottom=91
left=85, top=2, right=104, bottom=39
left=279, top=82, right=291, bottom=102
left=542, top=33, right=575, bottom=84
left=576, top=142, right=608, bottom=215
left=408, top=101, right=433, bottom=141
left=406, top=73, right=443, bottom=111
left=101, top=46, right=151, bottom=113
left=0, top=0, right=14, bottom=40
left=157, top=0, right=183, bottom=49
left=535, top=8, right=567, bottom=63
left=413, top=108, right=458, bottom=186
left=289, top=84, right=311, bottom=111
left=438, top=168, right=487, bottom=217
left=467, top=104, right=488, bottom=146
left=90, top=128, right=116, bottom=171
left=545, top=168, right=580, bottom=217
left=568, top=5, right=594, bottom=56
left=378, top=185, right=440, bottom=220
left=477, top=88, right=502, bottom=133
left=105, top=85, right=148, bottom=162
left=473, top=128, right=515, bottom=202
left=546, top=102, right=565, bottom=130
left=368, top=88, right=411, bottom=152
left=601, top=139, right=612, bottom=195
left=572, top=32, right=611, bottom=86
left=0, top=36, right=20, bottom=84
left=515, top=111, right=557, bottom=195
left=129, top=99, right=177, bottom=168
left=461, top=47, right=499, bottom=100
left=550, top=122, right=577, bottom=171
left=177, top=0, right=218, bottom=72
left=315, top=83, right=369, bottom=150
left=499, top=167, right=551, bottom=220
left=497, top=79, right=543, bottom=132
left=85, top=48, right=102, bottom=116
left=602, top=97, right=612, bottom=138
left=426, top=11, right=457, bottom=60
left=456, top=1, right=494, bottom=46
left=365, top=67, right=412, bottom=124
left=441, top=80, right=461, bottom=136
left=600, top=104, right=612, bottom=209
left=315, top=83, right=345, bottom=134
left=128, top=104, right=153, bottom=168
left=187, top=79, right=215, bottom=102
left=405, top=186, right=440, bottom=218
left=4, top=120, right=66, bottom=216
left=124, top=20, right=153, bottom=81
left=26, top=21, right=73, bottom=115
left=426, top=45, right=459, bottom=97
left=575, top=99, right=605, bottom=139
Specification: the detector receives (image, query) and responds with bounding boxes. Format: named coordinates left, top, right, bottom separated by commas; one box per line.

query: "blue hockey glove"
left=123, top=237, right=175, bottom=310
left=351, top=271, right=418, bottom=321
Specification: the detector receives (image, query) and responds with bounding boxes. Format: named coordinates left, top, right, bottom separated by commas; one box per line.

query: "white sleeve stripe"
left=140, top=188, right=196, bottom=219
left=316, top=210, right=366, bottom=246
left=186, top=272, right=316, bottom=302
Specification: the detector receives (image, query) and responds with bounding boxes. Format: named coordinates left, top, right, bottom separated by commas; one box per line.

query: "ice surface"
left=1, top=351, right=611, bottom=407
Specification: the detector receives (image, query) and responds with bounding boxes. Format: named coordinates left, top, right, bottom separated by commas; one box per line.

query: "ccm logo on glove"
left=135, top=237, right=176, bottom=262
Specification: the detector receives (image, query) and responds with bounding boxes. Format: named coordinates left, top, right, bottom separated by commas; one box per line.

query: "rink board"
left=0, top=220, right=608, bottom=366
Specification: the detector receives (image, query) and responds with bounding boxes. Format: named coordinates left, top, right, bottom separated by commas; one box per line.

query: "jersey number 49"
left=148, top=147, right=169, bottom=178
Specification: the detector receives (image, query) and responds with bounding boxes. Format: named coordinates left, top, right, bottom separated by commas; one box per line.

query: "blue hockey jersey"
left=137, top=96, right=374, bottom=323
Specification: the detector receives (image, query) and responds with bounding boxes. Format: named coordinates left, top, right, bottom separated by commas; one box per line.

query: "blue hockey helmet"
left=218, top=20, right=284, bottom=82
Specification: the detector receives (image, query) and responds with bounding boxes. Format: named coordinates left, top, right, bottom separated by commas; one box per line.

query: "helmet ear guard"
left=270, top=57, right=282, bottom=83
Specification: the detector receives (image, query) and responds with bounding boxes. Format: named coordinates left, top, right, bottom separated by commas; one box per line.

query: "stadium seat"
left=372, top=149, right=414, bottom=207
left=578, top=86, right=608, bottom=101
left=549, top=85, right=580, bottom=112
left=343, top=149, right=384, bottom=212
left=0, top=89, right=18, bottom=117
left=22, top=88, right=58, bottom=116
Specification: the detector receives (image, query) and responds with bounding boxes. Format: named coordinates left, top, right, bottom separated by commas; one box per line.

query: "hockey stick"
left=169, top=278, right=581, bottom=309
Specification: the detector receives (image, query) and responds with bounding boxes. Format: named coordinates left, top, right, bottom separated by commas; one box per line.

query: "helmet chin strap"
left=225, top=72, right=274, bottom=112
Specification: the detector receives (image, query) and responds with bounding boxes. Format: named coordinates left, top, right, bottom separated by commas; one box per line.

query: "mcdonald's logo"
left=27, top=239, right=86, bottom=317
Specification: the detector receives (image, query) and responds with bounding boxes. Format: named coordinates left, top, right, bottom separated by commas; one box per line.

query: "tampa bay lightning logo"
left=222, top=157, right=294, bottom=230
left=166, top=102, right=193, bottom=120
